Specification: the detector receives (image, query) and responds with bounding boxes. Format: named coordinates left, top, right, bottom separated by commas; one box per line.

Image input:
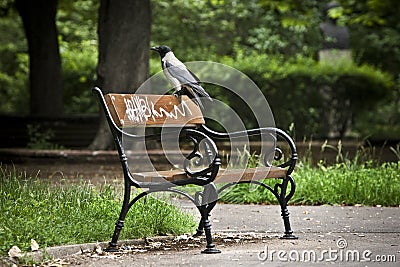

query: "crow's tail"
left=183, top=85, right=209, bottom=109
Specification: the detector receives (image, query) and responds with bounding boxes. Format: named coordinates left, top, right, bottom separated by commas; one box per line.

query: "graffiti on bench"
left=105, top=93, right=204, bottom=127
left=122, top=95, right=193, bottom=124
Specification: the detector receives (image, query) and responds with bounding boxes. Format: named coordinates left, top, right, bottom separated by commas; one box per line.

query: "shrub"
left=219, top=53, right=394, bottom=139
left=61, top=40, right=98, bottom=114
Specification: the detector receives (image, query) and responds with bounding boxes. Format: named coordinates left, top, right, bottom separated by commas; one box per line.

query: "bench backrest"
left=105, top=94, right=205, bottom=128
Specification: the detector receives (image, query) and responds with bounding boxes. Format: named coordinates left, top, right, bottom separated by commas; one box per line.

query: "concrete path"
left=37, top=204, right=399, bottom=267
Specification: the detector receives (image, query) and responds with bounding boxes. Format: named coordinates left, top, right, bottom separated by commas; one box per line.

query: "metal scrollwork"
left=264, top=147, right=283, bottom=167
left=262, top=130, right=297, bottom=175
left=274, top=147, right=283, bottom=161
left=182, top=129, right=220, bottom=179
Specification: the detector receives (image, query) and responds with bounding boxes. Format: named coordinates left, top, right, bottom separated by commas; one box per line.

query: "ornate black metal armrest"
left=199, top=125, right=297, bottom=175
left=181, top=128, right=221, bottom=185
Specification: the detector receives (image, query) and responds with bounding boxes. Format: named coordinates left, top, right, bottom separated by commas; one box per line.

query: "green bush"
left=0, top=8, right=29, bottom=114
left=61, top=40, right=98, bottom=114
left=0, top=42, right=98, bottom=115
left=0, top=53, right=29, bottom=114
left=151, top=52, right=394, bottom=139
left=219, top=53, right=394, bottom=139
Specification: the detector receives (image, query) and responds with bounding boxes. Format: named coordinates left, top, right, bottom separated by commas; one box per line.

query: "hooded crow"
left=151, top=45, right=212, bottom=109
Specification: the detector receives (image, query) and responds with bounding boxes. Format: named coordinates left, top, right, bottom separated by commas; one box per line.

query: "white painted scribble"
left=123, top=95, right=193, bottom=124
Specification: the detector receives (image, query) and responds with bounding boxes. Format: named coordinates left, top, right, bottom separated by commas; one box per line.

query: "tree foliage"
left=151, top=0, right=324, bottom=58
left=0, top=0, right=399, bottom=141
left=335, top=0, right=400, bottom=74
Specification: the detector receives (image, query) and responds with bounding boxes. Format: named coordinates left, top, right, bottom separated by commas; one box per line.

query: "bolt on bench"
left=92, top=86, right=298, bottom=254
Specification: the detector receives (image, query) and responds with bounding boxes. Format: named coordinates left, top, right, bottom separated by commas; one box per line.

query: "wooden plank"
left=131, top=167, right=287, bottom=183
left=214, top=167, right=287, bottom=183
left=132, top=169, right=187, bottom=182
left=104, top=94, right=205, bottom=128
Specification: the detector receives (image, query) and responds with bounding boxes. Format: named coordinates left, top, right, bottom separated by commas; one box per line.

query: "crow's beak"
left=150, top=46, right=159, bottom=51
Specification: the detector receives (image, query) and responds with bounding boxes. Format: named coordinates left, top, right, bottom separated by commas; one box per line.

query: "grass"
left=291, top=161, right=400, bottom=206
left=219, top=143, right=400, bottom=206
left=219, top=161, right=400, bottom=206
left=0, top=168, right=196, bottom=255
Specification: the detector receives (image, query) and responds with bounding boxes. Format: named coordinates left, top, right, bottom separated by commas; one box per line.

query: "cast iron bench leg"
left=105, top=180, right=132, bottom=252
left=197, top=183, right=221, bottom=254
left=279, top=206, right=297, bottom=239
left=193, top=219, right=204, bottom=237
left=278, top=176, right=298, bottom=240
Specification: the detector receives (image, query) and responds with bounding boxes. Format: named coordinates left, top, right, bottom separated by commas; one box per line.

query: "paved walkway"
left=37, top=204, right=399, bottom=267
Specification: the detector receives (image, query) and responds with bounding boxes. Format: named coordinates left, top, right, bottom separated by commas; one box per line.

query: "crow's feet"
left=172, top=90, right=182, bottom=102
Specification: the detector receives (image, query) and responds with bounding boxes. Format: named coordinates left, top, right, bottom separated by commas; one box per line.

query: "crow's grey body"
left=151, top=45, right=211, bottom=109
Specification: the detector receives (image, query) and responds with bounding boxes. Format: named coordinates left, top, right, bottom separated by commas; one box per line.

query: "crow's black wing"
left=188, top=68, right=201, bottom=83
left=165, top=61, right=211, bottom=99
left=165, top=61, right=199, bottom=85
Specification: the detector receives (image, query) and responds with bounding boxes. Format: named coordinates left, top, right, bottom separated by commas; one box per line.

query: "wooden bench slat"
left=132, top=169, right=188, bottom=182
left=132, top=167, right=287, bottom=183
left=215, top=167, right=287, bottom=183
left=105, top=94, right=205, bottom=128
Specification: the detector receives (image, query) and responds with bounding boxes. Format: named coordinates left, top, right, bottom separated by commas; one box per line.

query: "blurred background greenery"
left=0, top=0, right=399, bottom=141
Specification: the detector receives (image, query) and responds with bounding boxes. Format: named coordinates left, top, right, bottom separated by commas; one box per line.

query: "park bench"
left=92, top=86, right=298, bottom=254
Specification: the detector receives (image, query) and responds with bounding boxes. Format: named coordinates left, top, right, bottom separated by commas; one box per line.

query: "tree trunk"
left=15, top=0, right=63, bottom=117
left=89, top=0, right=151, bottom=150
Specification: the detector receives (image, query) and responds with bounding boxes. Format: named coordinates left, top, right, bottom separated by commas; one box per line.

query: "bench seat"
left=132, top=166, right=287, bottom=183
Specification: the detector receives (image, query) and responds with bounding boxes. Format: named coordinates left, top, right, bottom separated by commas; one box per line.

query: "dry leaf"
left=31, top=239, right=39, bottom=251
left=94, top=244, right=103, bottom=255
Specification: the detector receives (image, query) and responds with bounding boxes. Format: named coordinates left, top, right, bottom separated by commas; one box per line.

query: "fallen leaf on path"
left=94, top=243, right=103, bottom=255
left=31, top=239, right=39, bottom=251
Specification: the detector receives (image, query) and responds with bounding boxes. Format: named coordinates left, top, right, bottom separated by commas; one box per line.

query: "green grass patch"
left=0, top=168, right=196, bottom=255
left=219, top=161, right=400, bottom=206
